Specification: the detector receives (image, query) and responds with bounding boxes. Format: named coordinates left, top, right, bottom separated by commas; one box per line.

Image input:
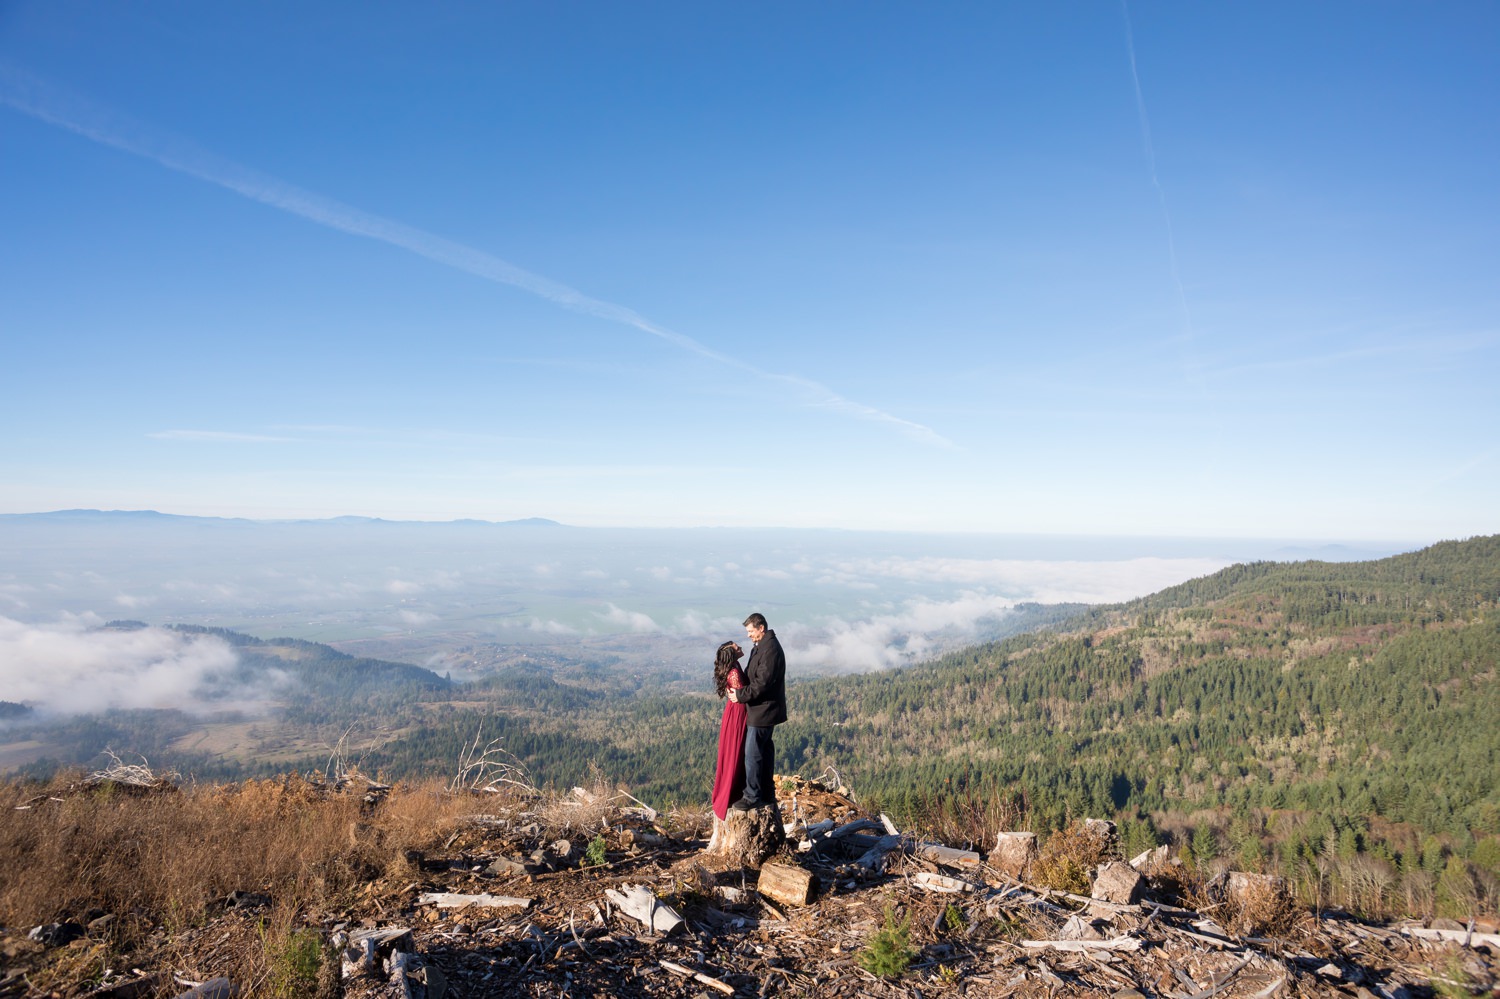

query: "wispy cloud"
left=1426, top=446, right=1500, bottom=489
left=1203, top=331, right=1500, bottom=380
left=1121, top=1, right=1204, bottom=395
left=1, top=63, right=954, bottom=449
left=600, top=603, right=661, bottom=633
left=148, top=429, right=296, bottom=443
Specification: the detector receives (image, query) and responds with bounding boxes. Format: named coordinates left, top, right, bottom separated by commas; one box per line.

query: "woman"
left=709, top=639, right=748, bottom=821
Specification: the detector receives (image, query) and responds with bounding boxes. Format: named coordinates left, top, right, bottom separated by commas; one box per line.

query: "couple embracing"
left=710, top=612, right=787, bottom=818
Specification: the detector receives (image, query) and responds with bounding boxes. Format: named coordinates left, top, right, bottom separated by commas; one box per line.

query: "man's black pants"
left=743, top=725, right=776, bottom=806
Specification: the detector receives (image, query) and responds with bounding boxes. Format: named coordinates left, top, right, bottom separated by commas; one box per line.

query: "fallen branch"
left=1176, top=953, right=1253, bottom=999
left=84, top=749, right=178, bottom=788
left=911, top=872, right=977, bottom=894
left=1017, top=936, right=1142, bottom=953
left=659, top=960, right=735, bottom=995
left=855, top=833, right=904, bottom=871
left=416, top=892, right=533, bottom=910
left=1399, top=925, right=1500, bottom=948
left=447, top=725, right=536, bottom=795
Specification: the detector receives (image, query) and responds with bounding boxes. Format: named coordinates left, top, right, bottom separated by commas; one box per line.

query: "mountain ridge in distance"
left=0, top=509, right=565, bottom=528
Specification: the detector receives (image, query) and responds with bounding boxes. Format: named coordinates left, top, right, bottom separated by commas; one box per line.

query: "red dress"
left=710, top=666, right=748, bottom=819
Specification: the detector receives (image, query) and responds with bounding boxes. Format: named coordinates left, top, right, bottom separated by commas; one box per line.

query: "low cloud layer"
left=582, top=556, right=1230, bottom=673
left=812, top=555, right=1229, bottom=603
left=0, top=615, right=244, bottom=716
left=787, top=593, right=1017, bottom=672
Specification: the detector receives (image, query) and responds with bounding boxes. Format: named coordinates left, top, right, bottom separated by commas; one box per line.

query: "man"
left=727, top=612, right=787, bottom=811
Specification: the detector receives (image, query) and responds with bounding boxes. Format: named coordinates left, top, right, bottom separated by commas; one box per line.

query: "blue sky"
left=2, top=2, right=1496, bottom=540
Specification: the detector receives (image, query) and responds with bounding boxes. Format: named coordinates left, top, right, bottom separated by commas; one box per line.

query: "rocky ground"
left=1, top=776, right=1495, bottom=998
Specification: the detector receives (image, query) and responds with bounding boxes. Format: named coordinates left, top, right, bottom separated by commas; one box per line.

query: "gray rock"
left=1093, top=861, right=1145, bottom=904
left=171, top=978, right=236, bottom=999
left=27, top=922, right=84, bottom=947
left=485, top=856, right=544, bottom=877
left=225, top=891, right=271, bottom=910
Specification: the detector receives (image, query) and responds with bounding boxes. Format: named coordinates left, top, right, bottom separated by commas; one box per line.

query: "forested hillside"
left=5, top=537, right=1496, bottom=916
left=363, top=535, right=1500, bottom=916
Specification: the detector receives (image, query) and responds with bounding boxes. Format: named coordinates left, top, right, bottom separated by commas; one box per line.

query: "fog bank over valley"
left=0, top=512, right=1415, bottom=691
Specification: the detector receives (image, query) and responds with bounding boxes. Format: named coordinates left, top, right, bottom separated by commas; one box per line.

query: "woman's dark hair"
left=713, top=640, right=742, bottom=698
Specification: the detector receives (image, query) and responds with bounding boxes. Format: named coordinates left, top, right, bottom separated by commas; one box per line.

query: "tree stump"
left=704, top=805, right=785, bottom=868
left=990, top=830, right=1038, bottom=879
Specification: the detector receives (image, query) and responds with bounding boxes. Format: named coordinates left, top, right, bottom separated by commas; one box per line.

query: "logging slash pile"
left=0, top=770, right=1496, bottom=998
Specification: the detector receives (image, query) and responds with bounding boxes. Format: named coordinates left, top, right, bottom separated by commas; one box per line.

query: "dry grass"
left=907, top=783, right=1028, bottom=853
left=0, top=771, right=520, bottom=994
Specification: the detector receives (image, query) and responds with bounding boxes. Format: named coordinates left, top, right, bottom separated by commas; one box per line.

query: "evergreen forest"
left=5, top=535, right=1497, bottom=917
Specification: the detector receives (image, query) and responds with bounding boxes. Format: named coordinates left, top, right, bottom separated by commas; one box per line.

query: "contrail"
left=0, top=64, right=955, bottom=450
left=1120, top=2, right=1197, bottom=358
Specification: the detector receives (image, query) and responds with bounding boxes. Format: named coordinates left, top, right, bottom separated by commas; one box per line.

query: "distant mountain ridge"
left=0, top=509, right=564, bottom=527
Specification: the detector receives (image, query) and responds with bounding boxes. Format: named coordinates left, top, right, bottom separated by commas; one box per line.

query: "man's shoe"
left=728, top=797, right=756, bottom=812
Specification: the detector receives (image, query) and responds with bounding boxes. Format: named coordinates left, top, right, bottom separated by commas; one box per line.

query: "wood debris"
left=415, top=892, right=533, bottom=910
left=5, top=773, right=1495, bottom=998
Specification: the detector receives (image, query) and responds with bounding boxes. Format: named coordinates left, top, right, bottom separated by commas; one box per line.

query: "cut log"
left=855, top=833, right=904, bottom=871
left=990, top=831, right=1038, bottom=879
left=831, top=818, right=882, bottom=838
left=757, top=862, right=815, bottom=907
left=416, top=892, right=533, bottom=909
left=1057, top=914, right=1105, bottom=941
left=605, top=884, right=683, bottom=935
left=387, top=950, right=435, bottom=999
left=911, top=871, right=976, bottom=893
left=914, top=842, right=981, bottom=868
left=1129, top=843, right=1170, bottom=871
left=704, top=804, right=785, bottom=868
left=342, top=927, right=415, bottom=979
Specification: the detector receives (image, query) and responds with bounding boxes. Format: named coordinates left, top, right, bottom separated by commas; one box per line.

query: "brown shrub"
left=1223, top=875, right=1300, bottom=937
left=1032, top=820, right=1113, bottom=893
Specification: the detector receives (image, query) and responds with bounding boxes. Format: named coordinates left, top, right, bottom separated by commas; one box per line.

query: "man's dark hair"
left=743, top=612, right=768, bottom=629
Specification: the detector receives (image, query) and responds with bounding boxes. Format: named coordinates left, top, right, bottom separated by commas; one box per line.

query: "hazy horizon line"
left=0, top=507, right=1442, bottom=547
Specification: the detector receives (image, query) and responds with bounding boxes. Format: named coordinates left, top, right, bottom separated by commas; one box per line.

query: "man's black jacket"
left=740, top=629, right=788, bottom=727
